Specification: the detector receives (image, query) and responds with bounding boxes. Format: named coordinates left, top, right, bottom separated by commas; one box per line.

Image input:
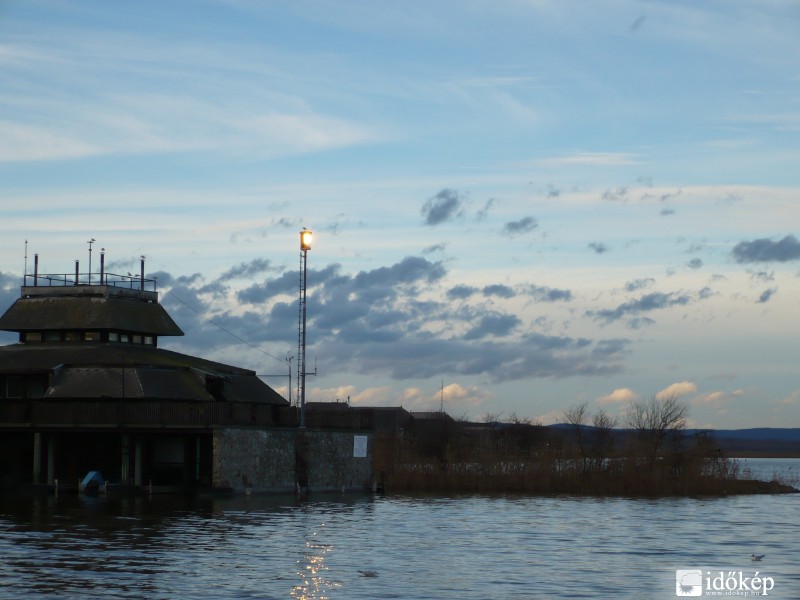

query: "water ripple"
left=0, top=488, right=798, bottom=598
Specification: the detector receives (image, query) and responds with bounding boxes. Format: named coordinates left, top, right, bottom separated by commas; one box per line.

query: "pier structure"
left=0, top=252, right=373, bottom=494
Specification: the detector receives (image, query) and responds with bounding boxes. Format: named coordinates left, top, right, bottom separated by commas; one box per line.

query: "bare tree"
left=482, top=412, right=502, bottom=424
left=563, top=402, right=589, bottom=428
left=507, top=412, right=533, bottom=425
left=590, top=409, right=618, bottom=468
left=563, top=402, right=589, bottom=471
left=625, top=393, right=688, bottom=466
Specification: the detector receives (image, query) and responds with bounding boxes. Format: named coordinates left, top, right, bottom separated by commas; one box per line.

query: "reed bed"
left=372, top=426, right=797, bottom=496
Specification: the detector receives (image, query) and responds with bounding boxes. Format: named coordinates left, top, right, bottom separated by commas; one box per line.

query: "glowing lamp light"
left=300, top=229, right=313, bottom=251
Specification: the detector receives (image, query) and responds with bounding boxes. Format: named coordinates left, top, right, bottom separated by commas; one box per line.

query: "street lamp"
left=300, top=228, right=312, bottom=252
left=298, top=228, right=312, bottom=427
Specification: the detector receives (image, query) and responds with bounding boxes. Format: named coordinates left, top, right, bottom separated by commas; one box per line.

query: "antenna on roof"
left=87, top=238, right=96, bottom=284
left=23, top=240, right=28, bottom=283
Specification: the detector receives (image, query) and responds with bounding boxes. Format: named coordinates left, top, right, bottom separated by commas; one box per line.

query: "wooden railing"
left=0, top=400, right=298, bottom=429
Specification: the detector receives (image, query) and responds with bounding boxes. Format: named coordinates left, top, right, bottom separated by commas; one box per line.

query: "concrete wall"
left=213, top=428, right=373, bottom=494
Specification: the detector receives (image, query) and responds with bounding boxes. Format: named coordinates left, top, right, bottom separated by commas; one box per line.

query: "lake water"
left=1, top=459, right=798, bottom=599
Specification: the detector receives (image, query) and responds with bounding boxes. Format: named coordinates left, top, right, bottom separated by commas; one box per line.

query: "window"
left=44, top=332, right=61, bottom=342
left=26, top=375, right=48, bottom=398
left=144, top=336, right=154, bottom=345
left=109, top=332, right=119, bottom=342
left=24, top=332, right=42, bottom=343
left=64, top=332, right=80, bottom=342
left=132, top=335, right=142, bottom=344
left=120, top=334, right=130, bottom=343
left=84, top=331, right=100, bottom=341
left=6, top=376, right=24, bottom=398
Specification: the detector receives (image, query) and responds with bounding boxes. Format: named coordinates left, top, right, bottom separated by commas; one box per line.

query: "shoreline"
left=727, top=452, right=800, bottom=459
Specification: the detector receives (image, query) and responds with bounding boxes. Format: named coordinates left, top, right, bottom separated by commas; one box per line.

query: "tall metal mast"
left=297, top=228, right=312, bottom=427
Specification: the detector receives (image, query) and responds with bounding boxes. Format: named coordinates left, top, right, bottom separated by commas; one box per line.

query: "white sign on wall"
left=353, top=435, right=368, bottom=458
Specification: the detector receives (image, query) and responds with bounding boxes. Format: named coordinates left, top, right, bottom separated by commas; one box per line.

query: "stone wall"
left=304, top=430, right=373, bottom=492
left=213, top=428, right=373, bottom=494
left=213, top=428, right=295, bottom=493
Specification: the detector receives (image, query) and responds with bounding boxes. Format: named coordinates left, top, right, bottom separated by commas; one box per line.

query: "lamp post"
left=298, top=228, right=312, bottom=427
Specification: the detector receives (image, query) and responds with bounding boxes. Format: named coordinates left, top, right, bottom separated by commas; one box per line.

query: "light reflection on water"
left=0, top=479, right=799, bottom=599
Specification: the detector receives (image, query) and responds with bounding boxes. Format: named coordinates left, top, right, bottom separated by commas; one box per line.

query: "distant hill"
left=704, top=428, right=800, bottom=457
left=695, top=428, right=800, bottom=442
left=549, top=424, right=800, bottom=457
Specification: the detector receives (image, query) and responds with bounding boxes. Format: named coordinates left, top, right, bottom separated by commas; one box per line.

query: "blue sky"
left=1, top=0, right=799, bottom=429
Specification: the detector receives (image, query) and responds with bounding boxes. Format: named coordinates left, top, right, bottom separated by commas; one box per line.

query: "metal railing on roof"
left=24, top=272, right=158, bottom=292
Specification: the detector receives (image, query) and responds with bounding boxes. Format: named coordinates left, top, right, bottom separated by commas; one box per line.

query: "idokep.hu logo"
left=676, top=569, right=776, bottom=597
left=676, top=570, right=703, bottom=596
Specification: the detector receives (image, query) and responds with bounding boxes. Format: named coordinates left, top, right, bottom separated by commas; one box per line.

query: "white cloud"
left=541, top=152, right=640, bottom=167
left=597, top=387, right=638, bottom=405
left=656, top=381, right=698, bottom=400
left=0, top=121, right=100, bottom=162
left=692, top=390, right=728, bottom=407
left=442, top=383, right=492, bottom=408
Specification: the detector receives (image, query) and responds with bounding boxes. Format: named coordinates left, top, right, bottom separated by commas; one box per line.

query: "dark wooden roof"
left=0, top=343, right=288, bottom=405
left=0, top=295, right=183, bottom=336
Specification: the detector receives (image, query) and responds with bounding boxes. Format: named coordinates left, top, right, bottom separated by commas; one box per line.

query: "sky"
left=1, top=0, right=799, bottom=430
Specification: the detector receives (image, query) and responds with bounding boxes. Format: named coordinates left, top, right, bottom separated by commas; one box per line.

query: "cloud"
left=687, top=258, right=703, bottom=270
left=422, top=188, right=464, bottom=225
left=543, top=152, right=638, bottom=167
left=693, top=391, right=728, bottom=407
left=441, top=383, right=492, bottom=411
left=423, top=242, right=447, bottom=254
left=731, top=234, right=800, bottom=263
left=597, top=387, right=638, bottom=405
left=475, top=198, right=495, bottom=222
left=626, top=317, right=656, bottom=329
left=219, top=258, right=277, bottom=282
left=602, top=186, right=629, bottom=202
left=523, top=284, right=572, bottom=302
left=237, top=269, right=312, bottom=304
left=483, top=284, right=515, bottom=299
left=629, top=15, right=646, bottom=32
left=587, top=290, right=695, bottom=324
left=150, top=247, right=631, bottom=391
left=0, top=121, right=100, bottom=162
left=588, top=242, right=609, bottom=254
left=447, top=284, right=478, bottom=300
left=656, top=381, right=697, bottom=400
left=463, top=312, right=521, bottom=340
left=502, top=216, right=538, bottom=237
left=625, top=278, right=655, bottom=292
left=353, top=256, right=446, bottom=287
left=750, top=270, right=774, bottom=283
left=757, top=287, right=777, bottom=303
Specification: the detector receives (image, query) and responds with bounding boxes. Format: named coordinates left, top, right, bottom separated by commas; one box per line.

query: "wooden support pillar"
left=134, top=437, right=142, bottom=487
left=195, top=436, right=201, bottom=482
left=121, top=434, right=130, bottom=485
left=47, top=437, right=55, bottom=485
left=32, top=432, right=41, bottom=485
